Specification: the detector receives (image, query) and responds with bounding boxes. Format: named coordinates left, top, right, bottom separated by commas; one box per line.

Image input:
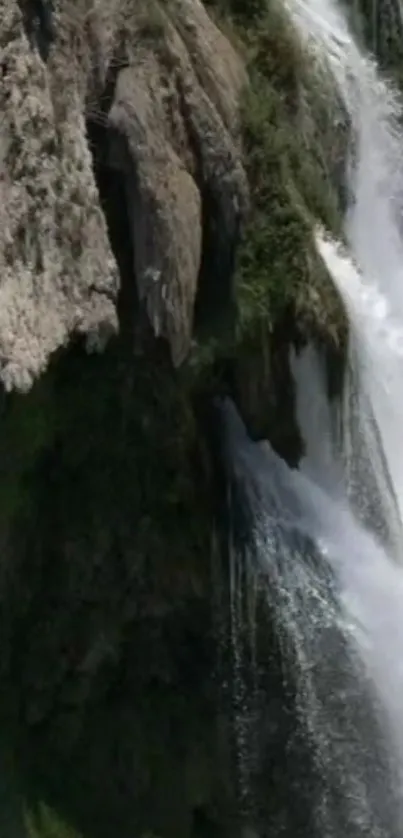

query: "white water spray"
left=219, top=369, right=403, bottom=831
left=285, top=0, right=403, bottom=534
left=281, top=0, right=403, bottom=822
left=220, top=1, right=403, bottom=828
left=290, top=348, right=403, bottom=812
left=224, top=372, right=403, bottom=832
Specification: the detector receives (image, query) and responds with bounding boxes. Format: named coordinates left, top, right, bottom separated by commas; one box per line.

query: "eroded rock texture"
left=0, top=0, right=248, bottom=390
left=0, top=1, right=119, bottom=392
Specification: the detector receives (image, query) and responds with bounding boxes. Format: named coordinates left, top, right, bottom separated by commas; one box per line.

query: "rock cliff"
left=0, top=0, right=248, bottom=389
left=0, top=2, right=350, bottom=837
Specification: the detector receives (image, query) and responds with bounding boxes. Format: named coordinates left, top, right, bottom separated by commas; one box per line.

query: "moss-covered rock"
left=192, top=0, right=347, bottom=446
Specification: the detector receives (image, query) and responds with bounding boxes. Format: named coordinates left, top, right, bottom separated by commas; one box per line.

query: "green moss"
left=202, top=0, right=346, bottom=370
left=26, top=803, right=82, bottom=838
left=181, top=0, right=348, bottom=448
left=234, top=2, right=345, bottom=341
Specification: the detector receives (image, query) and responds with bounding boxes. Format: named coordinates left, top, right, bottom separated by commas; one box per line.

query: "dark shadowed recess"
left=0, top=86, right=243, bottom=838
left=18, top=0, right=55, bottom=61
left=192, top=177, right=241, bottom=342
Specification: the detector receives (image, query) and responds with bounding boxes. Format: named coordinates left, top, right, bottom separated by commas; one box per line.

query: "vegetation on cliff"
left=217, top=0, right=345, bottom=341
left=197, top=0, right=347, bottom=447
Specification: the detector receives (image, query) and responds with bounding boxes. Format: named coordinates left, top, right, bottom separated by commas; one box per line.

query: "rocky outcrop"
left=0, top=1, right=119, bottom=393
left=0, top=3, right=350, bottom=838
left=106, top=0, right=248, bottom=362
left=0, top=4, right=250, bottom=837
left=0, top=0, right=248, bottom=390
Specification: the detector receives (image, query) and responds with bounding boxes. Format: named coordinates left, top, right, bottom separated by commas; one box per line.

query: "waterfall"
left=291, top=348, right=403, bottom=812
left=284, top=0, right=403, bottom=823
left=315, top=234, right=403, bottom=555
left=284, top=0, right=403, bottom=546
left=214, top=0, right=403, bottom=832
left=216, top=388, right=403, bottom=836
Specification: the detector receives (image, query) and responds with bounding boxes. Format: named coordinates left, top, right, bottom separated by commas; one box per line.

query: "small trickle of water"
left=228, top=483, right=260, bottom=815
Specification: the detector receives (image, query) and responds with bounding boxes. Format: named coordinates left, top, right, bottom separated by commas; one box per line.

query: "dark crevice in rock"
left=193, top=313, right=304, bottom=472
left=84, top=52, right=145, bottom=346
left=194, top=182, right=241, bottom=340
left=87, top=118, right=139, bottom=340
left=18, top=0, right=54, bottom=61
left=86, top=64, right=173, bottom=356
left=229, top=311, right=304, bottom=466
left=172, top=76, right=243, bottom=342
left=85, top=99, right=145, bottom=352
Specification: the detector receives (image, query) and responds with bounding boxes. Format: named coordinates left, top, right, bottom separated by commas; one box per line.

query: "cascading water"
left=284, top=0, right=403, bottom=815
left=215, top=1, right=403, bottom=833
left=216, top=384, right=403, bottom=836
left=284, top=0, right=403, bottom=546
left=291, top=349, right=403, bottom=818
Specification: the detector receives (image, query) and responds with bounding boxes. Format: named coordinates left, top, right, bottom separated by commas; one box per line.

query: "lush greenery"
left=233, top=1, right=344, bottom=337
left=203, top=0, right=346, bottom=358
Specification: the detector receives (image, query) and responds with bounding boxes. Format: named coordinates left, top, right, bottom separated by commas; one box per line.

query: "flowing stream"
left=218, top=0, right=403, bottom=834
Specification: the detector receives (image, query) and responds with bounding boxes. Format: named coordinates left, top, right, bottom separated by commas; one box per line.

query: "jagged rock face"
left=99, top=0, right=248, bottom=364
left=0, top=1, right=119, bottom=393
left=0, top=0, right=248, bottom=390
